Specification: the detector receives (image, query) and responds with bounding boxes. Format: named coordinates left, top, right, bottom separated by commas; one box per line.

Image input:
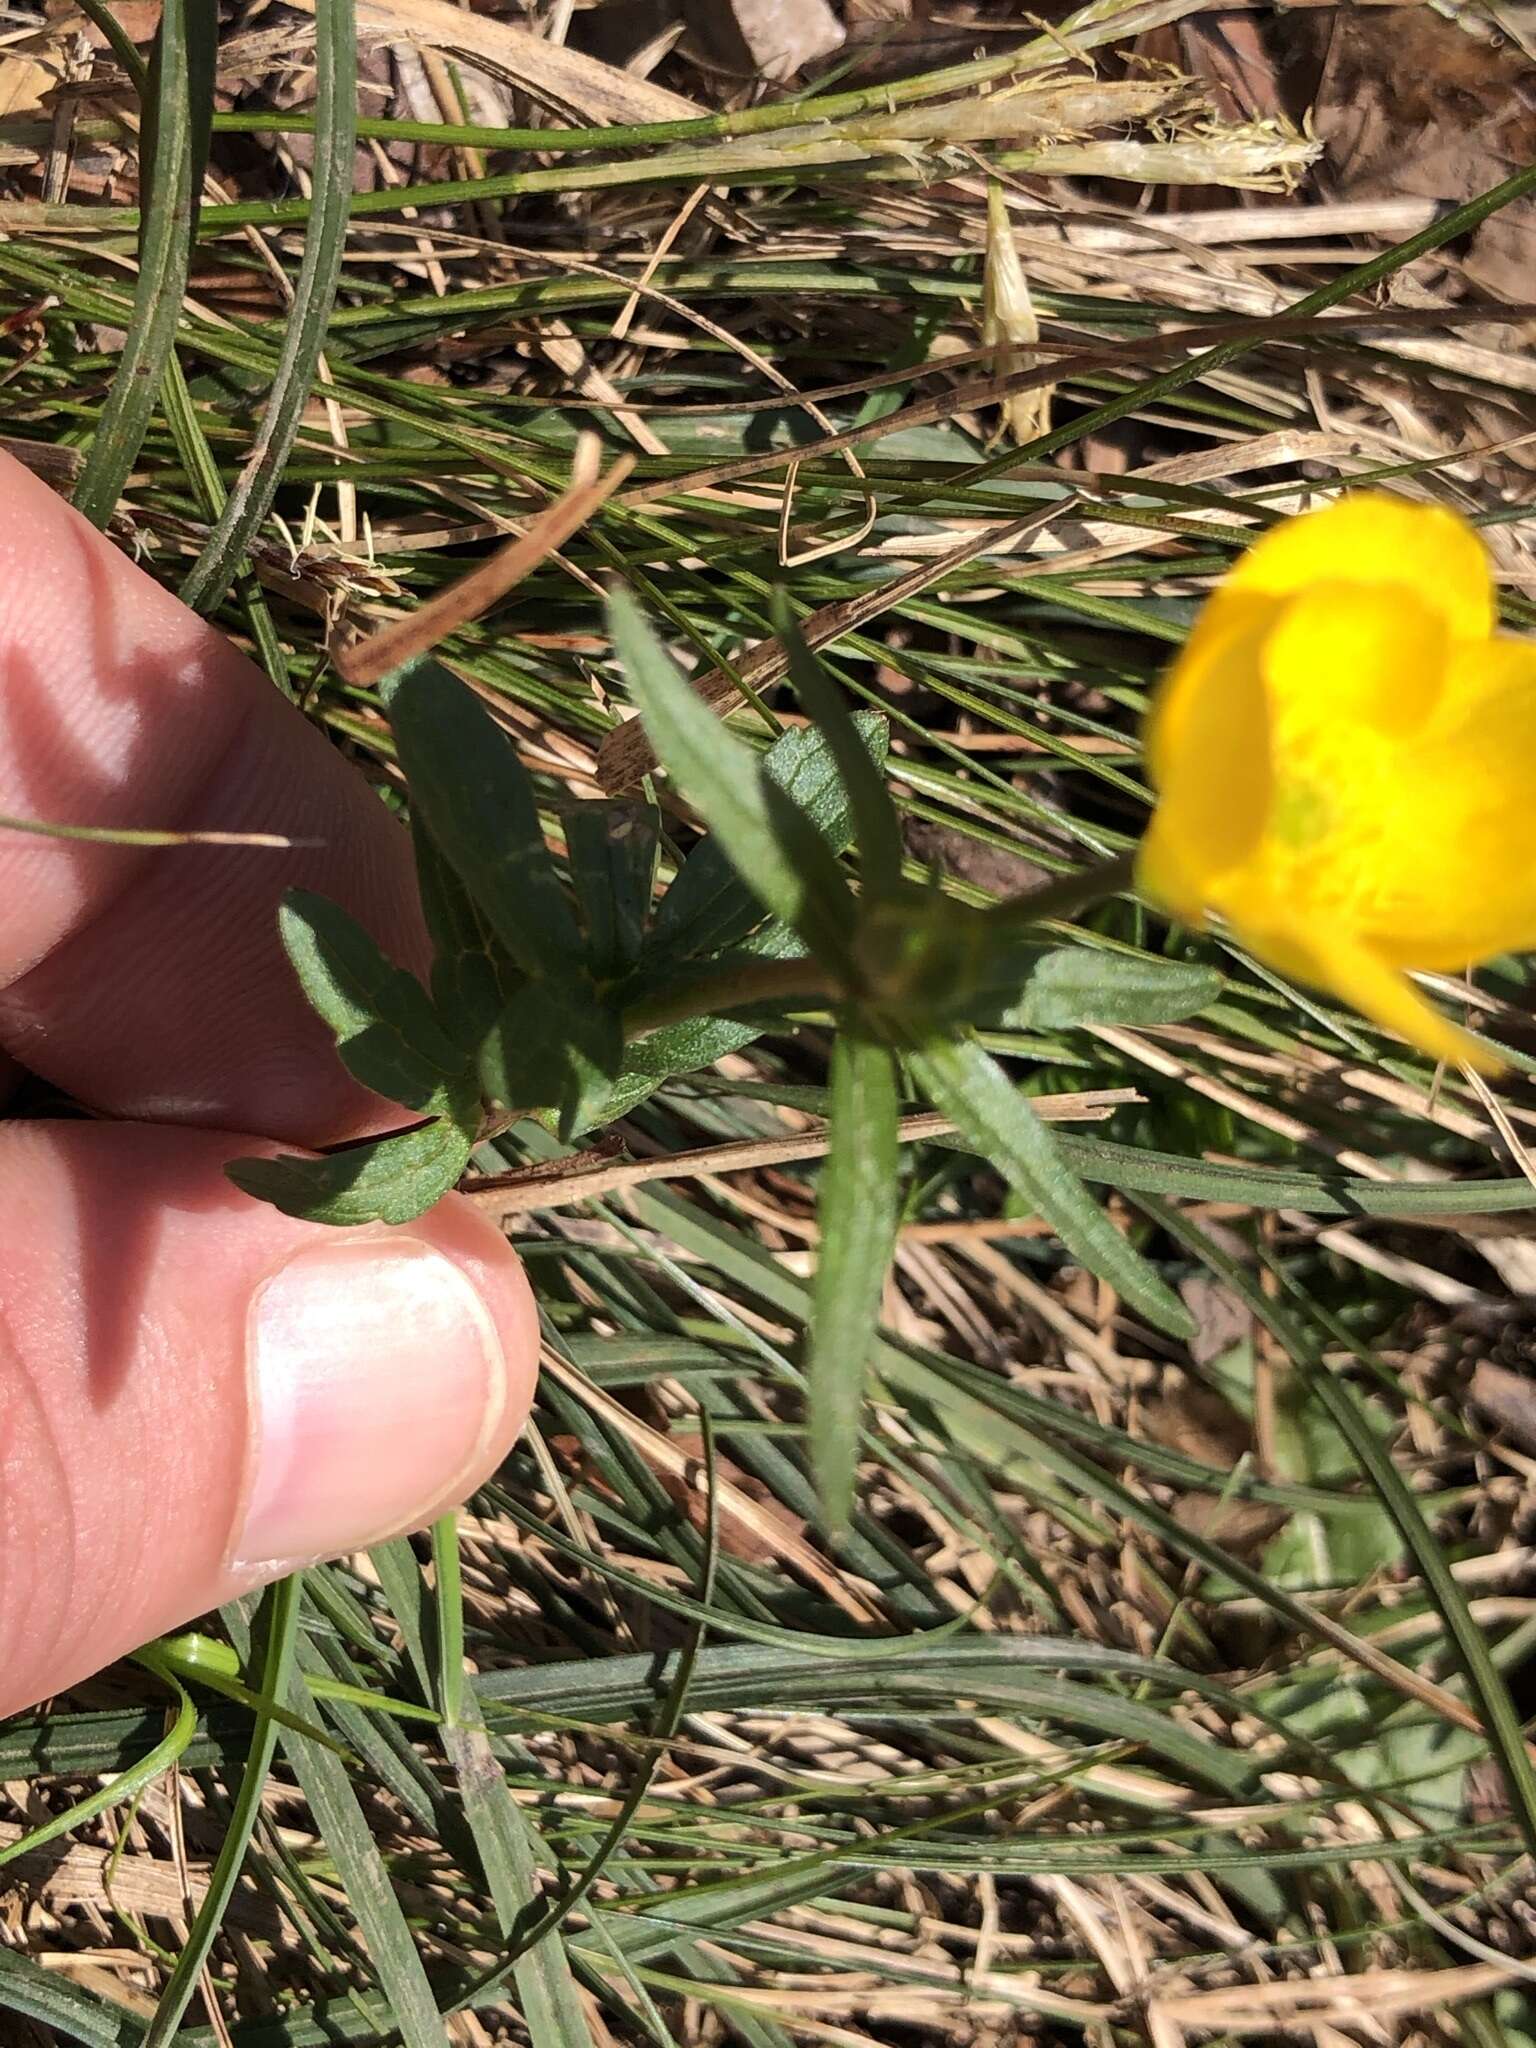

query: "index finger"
left=0, top=450, right=431, bottom=1142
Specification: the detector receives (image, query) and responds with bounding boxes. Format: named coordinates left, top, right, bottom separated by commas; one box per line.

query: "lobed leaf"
left=387, top=659, right=584, bottom=980
left=480, top=979, right=623, bottom=1141
left=279, top=888, right=468, bottom=1109
left=652, top=713, right=889, bottom=962
left=226, top=1097, right=476, bottom=1226
left=564, top=798, right=659, bottom=979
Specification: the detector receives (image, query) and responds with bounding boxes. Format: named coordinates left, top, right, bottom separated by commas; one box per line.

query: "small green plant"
left=230, top=591, right=1221, bottom=1525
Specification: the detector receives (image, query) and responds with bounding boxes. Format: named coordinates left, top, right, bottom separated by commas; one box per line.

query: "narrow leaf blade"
left=387, top=659, right=583, bottom=979
left=1006, top=948, right=1224, bottom=1031
left=607, top=586, right=856, bottom=965
left=178, top=0, right=356, bottom=612
left=72, top=1, right=214, bottom=525
left=775, top=594, right=904, bottom=895
left=281, top=1655, right=447, bottom=2048
left=443, top=1712, right=593, bottom=2048
left=810, top=1034, right=900, bottom=1531
left=912, top=1036, right=1193, bottom=1339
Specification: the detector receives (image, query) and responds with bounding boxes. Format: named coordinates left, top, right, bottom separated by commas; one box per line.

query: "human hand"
left=0, top=450, right=538, bottom=1718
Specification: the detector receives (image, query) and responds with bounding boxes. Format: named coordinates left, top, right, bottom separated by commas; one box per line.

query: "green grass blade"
left=443, top=1712, right=593, bottom=2047
left=809, top=1033, right=900, bottom=1531
left=159, top=349, right=292, bottom=694
left=280, top=1656, right=447, bottom=2048
left=179, top=0, right=357, bottom=613
left=0, top=1674, right=194, bottom=1869
left=1303, top=1366, right=1536, bottom=1853
left=0, top=1946, right=144, bottom=2045
left=142, top=1577, right=304, bottom=2047
left=1152, top=1197, right=1536, bottom=1857
left=72, top=0, right=213, bottom=525
left=430, top=1512, right=466, bottom=1728
left=912, top=1035, right=1193, bottom=1339
left=455, top=1418, right=725, bottom=2023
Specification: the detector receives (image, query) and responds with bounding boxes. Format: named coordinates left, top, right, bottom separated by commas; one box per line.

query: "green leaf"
left=279, top=888, right=468, bottom=1109
left=0, top=1676, right=194, bottom=1870
left=0, top=1947, right=143, bottom=2047
left=1053, top=1133, right=1536, bottom=1221
left=652, top=713, right=888, bottom=961
left=1001, top=948, right=1224, bottom=1031
left=411, top=814, right=509, bottom=1055
left=443, top=1714, right=593, bottom=2047
left=281, top=1649, right=448, bottom=2048
left=480, top=980, right=623, bottom=1142
left=607, top=586, right=857, bottom=967
left=564, top=799, right=659, bottom=979
left=599, top=924, right=809, bottom=1120
left=72, top=0, right=215, bottom=525
left=775, top=593, right=904, bottom=895
left=911, top=1035, right=1193, bottom=1340
left=140, top=1579, right=304, bottom=2048
left=387, top=659, right=584, bottom=980
left=227, top=1104, right=474, bottom=1226
left=809, top=1033, right=900, bottom=1532
left=178, top=0, right=356, bottom=613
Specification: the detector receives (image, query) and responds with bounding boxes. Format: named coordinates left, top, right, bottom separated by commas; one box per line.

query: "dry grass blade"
left=1151, top=1962, right=1525, bottom=2029
left=292, top=0, right=701, bottom=122
left=336, top=444, right=634, bottom=684
left=467, top=1091, right=1140, bottom=1218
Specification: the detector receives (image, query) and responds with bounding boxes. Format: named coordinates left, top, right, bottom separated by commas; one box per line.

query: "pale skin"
left=0, top=450, right=540, bottom=1719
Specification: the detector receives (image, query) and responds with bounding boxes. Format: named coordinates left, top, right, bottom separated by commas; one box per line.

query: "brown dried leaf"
left=288, top=0, right=702, bottom=123
left=1470, top=1359, right=1536, bottom=1455
left=684, top=0, right=845, bottom=85
left=1293, top=13, right=1536, bottom=304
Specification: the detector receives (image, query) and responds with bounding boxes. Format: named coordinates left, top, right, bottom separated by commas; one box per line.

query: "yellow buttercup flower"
left=1137, top=492, right=1536, bottom=1073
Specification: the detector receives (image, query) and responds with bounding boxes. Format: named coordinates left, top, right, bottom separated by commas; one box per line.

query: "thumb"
left=0, top=1121, right=537, bottom=1717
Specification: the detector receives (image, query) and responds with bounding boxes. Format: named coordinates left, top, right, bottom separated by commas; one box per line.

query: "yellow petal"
left=1311, top=932, right=1502, bottom=1074
left=1237, top=915, right=1503, bottom=1074
left=1360, top=636, right=1536, bottom=969
left=1262, top=582, right=1447, bottom=735
left=1226, top=493, right=1493, bottom=643
left=1135, top=819, right=1210, bottom=931
left=1142, top=597, right=1274, bottom=898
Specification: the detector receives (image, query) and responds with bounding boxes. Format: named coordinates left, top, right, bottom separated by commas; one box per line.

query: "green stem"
left=985, top=850, right=1137, bottom=931
left=623, top=956, right=838, bottom=1039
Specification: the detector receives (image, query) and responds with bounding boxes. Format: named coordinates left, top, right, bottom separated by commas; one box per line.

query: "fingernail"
left=232, top=1238, right=507, bottom=1569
